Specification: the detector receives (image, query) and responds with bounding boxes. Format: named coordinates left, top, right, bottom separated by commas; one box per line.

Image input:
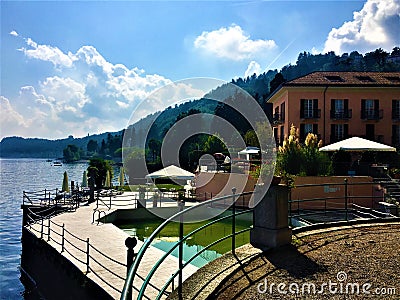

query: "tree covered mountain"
left=1, top=47, right=399, bottom=158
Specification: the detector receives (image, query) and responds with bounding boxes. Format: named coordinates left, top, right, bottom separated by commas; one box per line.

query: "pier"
left=22, top=190, right=199, bottom=299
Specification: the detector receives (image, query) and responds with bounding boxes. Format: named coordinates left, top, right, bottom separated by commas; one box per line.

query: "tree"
left=87, top=139, right=98, bottom=153
left=276, top=125, right=302, bottom=176
left=244, top=130, right=260, bottom=148
left=203, top=134, right=227, bottom=154
left=269, top=73, right=285, bottom=95
left=63, top=144, right=82, bottom=162
left=87, top=158, right=113, bottom=189
left=147, top=139, right=162, bottom=162
left=302, top=133, right=331, bottom=176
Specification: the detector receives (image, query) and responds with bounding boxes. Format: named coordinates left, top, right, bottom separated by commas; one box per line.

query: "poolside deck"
left=28, top=192, right=199, bottom=299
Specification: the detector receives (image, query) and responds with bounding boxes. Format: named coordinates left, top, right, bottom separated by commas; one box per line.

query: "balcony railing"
left=301, top=109, right=321, bottom=119
left=273, top=112, right=284, bottom=125
left=361, top=109, right=383, bottom=120
left=330, top=109, right=352, bottom=120
left=392, top=111, right=400, bottom=121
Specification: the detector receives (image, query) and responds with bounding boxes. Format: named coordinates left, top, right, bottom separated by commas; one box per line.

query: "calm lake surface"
left=0, top=159, right=88, bottom=299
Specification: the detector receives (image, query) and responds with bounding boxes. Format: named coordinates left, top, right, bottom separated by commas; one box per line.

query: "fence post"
left=288, top=188, right=292, bottom=226
left=109, top=194, right=112, bottom=209
left=178, top=201, right=184, bottom=300
left=344, top=179, right=348, bottom=221
left=47, top=219, right=50, bottom=241
left=250, top=185, right=292, bottom=250
left=61, top=224, right=65, bottom=252
left=40, top=218, right=44, bottom=239
left=231, top=187, right=236, bottom=254
left=125, top=237, right=137, bottom=300
left=86, top=238, right=90, bottom=274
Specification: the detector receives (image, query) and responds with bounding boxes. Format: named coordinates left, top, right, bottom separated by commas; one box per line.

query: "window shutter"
left=313, top=124, right=318, bottom=134
left=344, top=124, right=349, bottom=138
left=361, top=99, right=366, bottom=119
left=374, top=99, right=379, bottom=110
left=392, top=100, right=396, bottom=119
left=331, top=99, right=335, bottom=110
left=300, top=124, right=305, bottom=140
left=344, top=99, right=348, bottom=111
left=313, top=99, right=318, bottom=110
left=330, top=125, right=335, bottom=142
left=300, top=99, right=305, bottom=118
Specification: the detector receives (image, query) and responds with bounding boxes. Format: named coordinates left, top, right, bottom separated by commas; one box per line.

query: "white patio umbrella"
left=319, top=137, right=396, bottom=152
left=145, top=165, right=195, bottom=181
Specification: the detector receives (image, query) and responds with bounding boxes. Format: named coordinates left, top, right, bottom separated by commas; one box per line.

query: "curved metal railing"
left=120, top=190, right=254, bottom=300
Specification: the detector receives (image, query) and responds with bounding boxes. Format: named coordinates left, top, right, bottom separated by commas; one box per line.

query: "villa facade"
left=267, top=71, right=400, bottom=147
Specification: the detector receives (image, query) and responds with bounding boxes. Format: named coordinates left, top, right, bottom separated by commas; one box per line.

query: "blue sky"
left=1, top=0, right=399, bottom=139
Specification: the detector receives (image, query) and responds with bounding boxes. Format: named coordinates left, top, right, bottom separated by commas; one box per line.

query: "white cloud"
left=323, top=0, right=400, bottom=54
left=244, top=61, right=262, bottom=77
left=9, top=30, right=19, bottom=37
left=2, top=35, right=214, bottom=139
left=194, top=24, right=276, bottom=60
left=22, top=38, right=76, bottom=67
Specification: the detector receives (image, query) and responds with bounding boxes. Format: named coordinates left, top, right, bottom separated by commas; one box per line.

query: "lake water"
left=0, top=159, right=89, bottom=299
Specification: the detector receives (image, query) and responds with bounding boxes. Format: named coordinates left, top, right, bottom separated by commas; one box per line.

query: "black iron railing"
left=330, top=109, right=352, bottom=119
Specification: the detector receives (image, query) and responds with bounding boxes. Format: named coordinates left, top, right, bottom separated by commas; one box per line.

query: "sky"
left=1, top=0, right=399, bottom=140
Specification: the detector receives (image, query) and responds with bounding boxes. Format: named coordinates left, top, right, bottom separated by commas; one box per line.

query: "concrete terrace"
left=28, top=192, right=199, bottom=299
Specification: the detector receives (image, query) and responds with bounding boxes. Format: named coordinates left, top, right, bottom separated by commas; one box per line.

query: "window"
left=393, top=100, right=400, bottom=120
left=385, top=76, right=400, bottom=83
left=280, top=102, right=285, bottom=121
left=366, top=124, right=375, bottom=140
left=300, top=124, right=318, bottom=141
left=361, top=99, right=381, bottom=120
left=393, top=125, right=400, bottom=145
left=325, top=75, right=344, bottom=82
left=280, top=126, right=285, bottom=145
left=300, top=99, right=319, bottom=118
left=330, top=124, right=348, bottom=143
left=355, top=75, right=374, bottom=82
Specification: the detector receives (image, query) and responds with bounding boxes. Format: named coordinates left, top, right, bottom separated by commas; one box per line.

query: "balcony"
left=392, top=136, right=400, bottom=146
left=300, top=109, right=321, bottom=119
left=330, top=109, right=352, bottom=120
left=392, top=111, right=400, bottom=121
left=273, top=112, right=285, bottom=125
left=361, top=109, right=383, bottom=120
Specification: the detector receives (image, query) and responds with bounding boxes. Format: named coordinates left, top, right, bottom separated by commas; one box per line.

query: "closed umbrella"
left=62, top=171, right=70, bottom=193
left=119, top=167, right=125, bottom=187
left=82, top=170, right=88, bottom=188
left=105, top=170, right=111, bottom=188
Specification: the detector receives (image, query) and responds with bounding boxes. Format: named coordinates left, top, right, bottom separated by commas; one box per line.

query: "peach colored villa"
left=267, top=71, right=400, bottom=147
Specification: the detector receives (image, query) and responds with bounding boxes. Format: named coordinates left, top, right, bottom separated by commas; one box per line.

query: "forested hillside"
left=1, top=47, right=399, bottom=158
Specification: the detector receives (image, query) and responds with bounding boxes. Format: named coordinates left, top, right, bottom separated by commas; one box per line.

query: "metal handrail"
left=120, top=190, right=254, bottom=300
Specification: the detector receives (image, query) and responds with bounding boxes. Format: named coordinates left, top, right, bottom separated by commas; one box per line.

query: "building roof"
left=284, top=71, right=400, bottom=87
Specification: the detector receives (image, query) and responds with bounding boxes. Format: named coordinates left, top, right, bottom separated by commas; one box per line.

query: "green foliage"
left=87, top=158, right=113, bottom=189
left=63, top=144, right=83, bottom=162
left=276, top=125, right=331, bottom=178
left=203, top=134, right=228, bottom=154
left=244, top=130, right=260, bottom=147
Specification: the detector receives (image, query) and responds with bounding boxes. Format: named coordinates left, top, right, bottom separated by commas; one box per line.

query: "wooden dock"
left=28, top=192, right=199, bottom=299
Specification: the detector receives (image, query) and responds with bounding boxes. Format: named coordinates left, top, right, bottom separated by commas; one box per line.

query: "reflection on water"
left=119, top=216, right=251, bottom=268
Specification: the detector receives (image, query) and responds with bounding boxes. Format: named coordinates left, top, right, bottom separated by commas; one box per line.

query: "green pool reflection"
left=118, top=215, right=252, bottom=268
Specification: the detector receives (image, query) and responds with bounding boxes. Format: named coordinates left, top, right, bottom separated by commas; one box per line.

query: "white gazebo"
left=319, top=137, right=396, bottom=152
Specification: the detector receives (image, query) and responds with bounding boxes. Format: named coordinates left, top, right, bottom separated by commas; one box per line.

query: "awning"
left=319, top=137, right=396, bottom=152
left=145, top=165, right=195, bottom=180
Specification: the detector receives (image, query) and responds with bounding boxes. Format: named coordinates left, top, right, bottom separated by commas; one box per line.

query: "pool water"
left=118, top=215, right=252, bottom=268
